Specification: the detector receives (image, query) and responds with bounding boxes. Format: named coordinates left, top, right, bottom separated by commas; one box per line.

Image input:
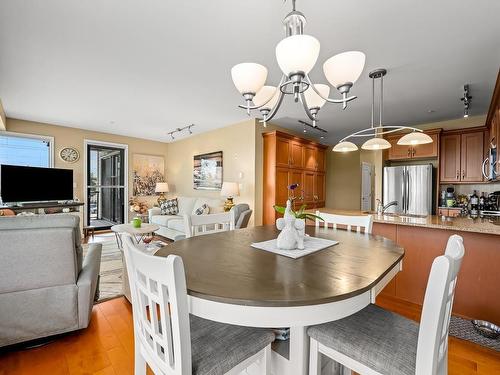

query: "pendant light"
left=333, top=68, right=434, bottom=152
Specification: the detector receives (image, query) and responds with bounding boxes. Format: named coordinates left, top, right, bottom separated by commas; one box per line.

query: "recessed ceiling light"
left=427, top=110, right=435, bottom=113
left=109, top=120, right=115, bottom=124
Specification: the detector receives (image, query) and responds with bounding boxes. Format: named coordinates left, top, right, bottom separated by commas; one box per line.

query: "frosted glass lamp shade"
left=276, top=35, right=320, bottom=76
left=155, top=182, right=169, bottom=193
left=361, top=137, right=391, bottom=150
left=253, top=86, right=279, bottom=109
left=323, top=51, right=366, bottom=88
left=332, top=141, right=358, bottom=152
left=231, top=63, right=268, bottom=94
left=303, top=84, right=330, bottom=109
left=220, top=182, right=240, bottom=197
left=397, top=132, right=433, bottom=145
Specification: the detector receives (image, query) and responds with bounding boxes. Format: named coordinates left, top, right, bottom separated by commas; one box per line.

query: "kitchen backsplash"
left=439, top=182, right=500, bottom=196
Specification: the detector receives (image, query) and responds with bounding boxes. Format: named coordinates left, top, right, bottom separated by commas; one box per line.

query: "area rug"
left=83, top=239, right=123, bottom=303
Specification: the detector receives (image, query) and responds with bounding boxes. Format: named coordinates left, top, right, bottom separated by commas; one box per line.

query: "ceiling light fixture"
left=332, top=68, right=433, bottom=152
left=461, top=84, right=472, bottom=118
left=231, top=0, right=365, bottom=127
left=167, top=124, right=195, bottom=140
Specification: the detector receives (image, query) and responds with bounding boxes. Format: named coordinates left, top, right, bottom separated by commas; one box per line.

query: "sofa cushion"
left=160, top=198, right=178, bottom=215
left=192, top=198, right=224, bottom=214
left=194, top=204, right=209, bottom=215
left=167, top=218, right=185, bottom=232
left=177, top=197, right=198, bottom=215
left=151, top=215, right=182, bottom=227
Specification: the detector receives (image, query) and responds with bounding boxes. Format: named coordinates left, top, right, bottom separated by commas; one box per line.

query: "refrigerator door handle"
left=406, top=170, right=410, bottom=214
left=401, top=169, right=406, bottom=212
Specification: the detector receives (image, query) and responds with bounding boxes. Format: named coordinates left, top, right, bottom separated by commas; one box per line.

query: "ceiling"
left=1, top=0, right=499, bottom=144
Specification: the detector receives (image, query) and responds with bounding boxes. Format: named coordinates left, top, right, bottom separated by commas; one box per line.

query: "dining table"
left=155, top=225, right=404, bottom=375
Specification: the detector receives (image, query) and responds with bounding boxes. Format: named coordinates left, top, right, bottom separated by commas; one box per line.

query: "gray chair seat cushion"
left=190, top=315, right=275, bottom=375
left=307, top=304, right=418, bottom=375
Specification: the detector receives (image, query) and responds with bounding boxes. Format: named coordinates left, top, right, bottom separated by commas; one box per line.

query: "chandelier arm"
left=258, top=88, right=286, bottom=123
left=339, top=126, right=424, bottom=142
left=238, top=75, right=288, bottom=111
left=305, top=73, right=357, bottom=105
left=299, top=91, right=316, bottom=122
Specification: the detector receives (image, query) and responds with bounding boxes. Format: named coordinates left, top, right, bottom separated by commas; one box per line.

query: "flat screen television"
left=0, top=165, right=73, bottom=203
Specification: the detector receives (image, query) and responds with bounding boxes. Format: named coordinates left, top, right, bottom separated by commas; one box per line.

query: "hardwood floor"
left=0, top=296, right=498, bottom=374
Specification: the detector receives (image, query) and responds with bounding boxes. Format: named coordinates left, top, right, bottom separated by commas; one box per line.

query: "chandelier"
left=230, top=0, right=366, bottom=127
left=332, top=68, right=434, bottom=152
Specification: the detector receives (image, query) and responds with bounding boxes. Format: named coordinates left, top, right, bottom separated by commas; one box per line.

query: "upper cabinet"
left=386, top=130, right=440, bottom=160
left=440, top=128, right=486, bottom=183
left=486, top=69, right=500, bottom=180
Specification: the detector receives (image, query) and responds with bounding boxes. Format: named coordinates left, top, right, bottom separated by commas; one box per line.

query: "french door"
left=86, top=142, right=127, bottom=230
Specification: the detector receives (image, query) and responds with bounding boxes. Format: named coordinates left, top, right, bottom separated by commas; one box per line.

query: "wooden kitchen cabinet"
left=440, top=128, right=486, bottom=183
left=263, top=131, right=328, bottom=224
left=486, top=69, right=500, bottom=180
left=386, top=130, right=439, bottom=160
left=460, top=131, right=484, bottom=182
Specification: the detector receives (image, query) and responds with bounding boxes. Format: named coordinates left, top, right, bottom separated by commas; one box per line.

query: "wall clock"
left=59, top=147, right=80, bottom=163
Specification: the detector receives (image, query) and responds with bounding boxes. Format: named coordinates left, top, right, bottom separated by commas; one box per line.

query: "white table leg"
left=289, top=326, right=309, bottom=375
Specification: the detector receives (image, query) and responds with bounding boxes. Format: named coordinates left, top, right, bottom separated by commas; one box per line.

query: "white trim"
left=83, top=139, right=129, bottom=227
left=0, top=130, right=55, bottom=167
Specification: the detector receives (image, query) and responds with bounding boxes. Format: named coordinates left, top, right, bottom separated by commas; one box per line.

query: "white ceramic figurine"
left=276, top=200, right=305, bottom=250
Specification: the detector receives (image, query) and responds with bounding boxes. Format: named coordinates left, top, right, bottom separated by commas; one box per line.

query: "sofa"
left=148, top=196, right=252, bottom=240
left=0, top=215, right=102, bottom=347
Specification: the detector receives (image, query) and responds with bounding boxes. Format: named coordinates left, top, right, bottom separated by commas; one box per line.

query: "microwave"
left=482, top=143, right=497, bottom=181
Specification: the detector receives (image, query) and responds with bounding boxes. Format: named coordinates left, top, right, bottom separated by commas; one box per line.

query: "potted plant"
left=273, top=183, right=323, bottom=223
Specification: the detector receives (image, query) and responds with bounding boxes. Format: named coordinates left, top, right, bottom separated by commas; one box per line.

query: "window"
left=0, top=132, right=53, bottom=167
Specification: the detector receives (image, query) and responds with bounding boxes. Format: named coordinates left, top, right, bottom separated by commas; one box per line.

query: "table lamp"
left=155, top=182, right=169, bottom=206
left=221, top=182, right=239, bottom=212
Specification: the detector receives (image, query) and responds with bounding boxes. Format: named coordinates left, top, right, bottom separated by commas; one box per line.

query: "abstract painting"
left=133, top=154, right=165, bottom=196
left=193, top=151, right=223, bottom=190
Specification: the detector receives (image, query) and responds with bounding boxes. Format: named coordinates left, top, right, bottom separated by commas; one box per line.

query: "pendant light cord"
left=371, top=76, right=375, bottom=130
left=380, top=73, right=383, bottom=127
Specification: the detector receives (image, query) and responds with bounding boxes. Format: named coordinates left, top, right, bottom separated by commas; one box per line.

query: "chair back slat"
left=123, top=236, right=191, bottom=375
left=184, top=211, right=235, bottom=238
left=315, top=211, right=373, bottom=234
left=416, top=235, right=465, bottom=375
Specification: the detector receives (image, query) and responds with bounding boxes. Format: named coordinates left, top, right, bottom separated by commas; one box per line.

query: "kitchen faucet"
left=376, top=199, right=399, bottom=214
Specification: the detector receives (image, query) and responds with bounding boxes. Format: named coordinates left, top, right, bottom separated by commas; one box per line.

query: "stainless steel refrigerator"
left=383, top=164, right=433, bottom=216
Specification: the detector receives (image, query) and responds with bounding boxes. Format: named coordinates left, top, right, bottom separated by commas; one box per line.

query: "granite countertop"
left=308, top=208, right=500, bottom=236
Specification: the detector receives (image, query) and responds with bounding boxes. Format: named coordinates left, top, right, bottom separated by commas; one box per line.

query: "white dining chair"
left=183, top=210, right=235, bottom=238
left=315, top=211, right=373, bottom=234
left=122, top=235, right=274, bottom=375
left=307, top=234, right=465, bottom=375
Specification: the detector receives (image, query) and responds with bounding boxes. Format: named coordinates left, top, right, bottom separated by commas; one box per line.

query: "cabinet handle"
left=412, top=149, right=416, bottom=157
left=456, top=171, right=459, bottom=180
left=462, top=170, right=465, bottom=179
left=407, top=149, right=411, bottom=157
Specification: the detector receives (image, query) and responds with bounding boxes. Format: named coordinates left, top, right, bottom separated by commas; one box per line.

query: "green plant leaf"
left=273, top=205, right=285, bottom=214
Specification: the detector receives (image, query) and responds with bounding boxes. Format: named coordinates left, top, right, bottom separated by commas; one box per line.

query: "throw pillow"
left=194, top=203, right=209, bottom=215
left=160, top=198, right=178, bottom=215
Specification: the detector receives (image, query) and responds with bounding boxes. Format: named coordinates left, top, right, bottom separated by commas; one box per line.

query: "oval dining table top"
left=155, top=225, right=404, bottom=307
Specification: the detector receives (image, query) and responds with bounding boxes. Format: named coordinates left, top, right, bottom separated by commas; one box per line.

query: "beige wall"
left=325, top=150, right=361, bottom=210
left=5, top=118, right=168, bottom=222
left=0, top=100, right=6, bottom=131
left=166, top=118, right=257, bottom=224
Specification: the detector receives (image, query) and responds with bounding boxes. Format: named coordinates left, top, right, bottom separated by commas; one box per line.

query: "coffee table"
left=111, top=223, right=160, bottom=248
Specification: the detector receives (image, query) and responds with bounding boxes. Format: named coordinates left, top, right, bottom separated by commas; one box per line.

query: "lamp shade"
left=303, top=84, right=330, bottom=109
left=397, top=132, right=433, bottom=146
left=276, top=35, right=320, bottom=76
left=332, top=141, right=358, bottom=152
left=220, top=182, right=240, bottom=197
left=155, top=182, right=169, bottom=193
left=231, top=63, right=268, bottom=94
left=253, top=86, right=279, bottom=109
left=323, top=51, right=366, bottom=88
left=361, top=137, right=391, bottom=150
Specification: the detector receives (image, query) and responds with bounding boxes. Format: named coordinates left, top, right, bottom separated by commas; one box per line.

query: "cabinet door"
left=493, top=108, right=500, bottom=180
left=303, top=171, right=315, bottom=203
left=276, top=137, right=290, bottom=168
left=275, top=167, right=290, bottom=205
left=412, top=133, right=439, bottom=158
left=304, top=145, right=317, bottom=170
left=440, top=134, right=461, bottom=182
left=314, top=173, right=325, bottom=205
left=316, top=148, right=326, bottom=171
left=461, top=131, right=484, bottom=182
left=289, top=141, right=304, bottom=169
left=387, top=136, right=412, bottom=160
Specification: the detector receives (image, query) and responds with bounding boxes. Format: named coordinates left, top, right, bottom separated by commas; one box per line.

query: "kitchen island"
left=309, top=208, right=500, bottom=325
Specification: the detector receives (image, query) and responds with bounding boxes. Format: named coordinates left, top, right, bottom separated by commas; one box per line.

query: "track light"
left=461, top=84, right=471, bottom=118
left=167, top=124, right=195, bottom=140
